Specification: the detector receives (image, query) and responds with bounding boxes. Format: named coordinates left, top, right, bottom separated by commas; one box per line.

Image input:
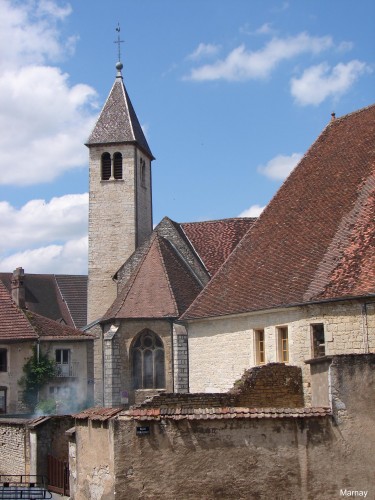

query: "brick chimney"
left=11, top=267, right=26, bottom=308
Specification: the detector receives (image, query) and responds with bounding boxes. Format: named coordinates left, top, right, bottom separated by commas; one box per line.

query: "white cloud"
left=238, top=204, right=265, bottom=217
left=0, top=237, right=88, bottom=274
left=0, top=193, right=88, bottom=251
left=290, top=60, right=368, bottom=106
left=186, top=32, right=333, bottom=81
left=0, top=193, right=88, bottom=274
left=188, top=43, right=221, bottom=60
left=258, top=153, right=302, bottom=180
left=0, top=0, right=74, bottom=70
left=0, top=0, right=98, bottom=186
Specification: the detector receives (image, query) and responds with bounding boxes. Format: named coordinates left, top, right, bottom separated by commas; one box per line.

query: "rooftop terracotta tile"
left=182, top=104, right=375, bottom=320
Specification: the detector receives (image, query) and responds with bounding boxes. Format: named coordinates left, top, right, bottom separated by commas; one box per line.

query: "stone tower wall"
left=88, top=144, right=152, bottom=323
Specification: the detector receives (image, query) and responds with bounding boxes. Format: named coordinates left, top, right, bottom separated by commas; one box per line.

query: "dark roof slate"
left=86, top=76, right=154, bottom=159
left=183, top=104, right=375, bottom=320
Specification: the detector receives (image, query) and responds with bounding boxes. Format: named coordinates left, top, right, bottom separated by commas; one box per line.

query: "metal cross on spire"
left=114, top=23, right=124, bottom=63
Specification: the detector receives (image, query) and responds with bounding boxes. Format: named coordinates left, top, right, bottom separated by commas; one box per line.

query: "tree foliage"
left=18, top=345, right=56, bottom=411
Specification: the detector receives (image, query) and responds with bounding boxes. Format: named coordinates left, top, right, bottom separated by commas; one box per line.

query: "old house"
left=0, top=277, right=93, bottom=414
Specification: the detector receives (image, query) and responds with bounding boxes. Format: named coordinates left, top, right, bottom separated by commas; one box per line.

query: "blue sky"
left=0, top=0, right=374, bottom=274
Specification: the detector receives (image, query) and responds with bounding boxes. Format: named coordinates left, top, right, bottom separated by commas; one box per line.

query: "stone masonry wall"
left=88, top=144, right=148, bottom=323
left=102, top=319, right=173, bottom=407
left=188, top=298, right=375, bottom=403
left=0, top=420, right=27, bottom=475
left=173, top=323, right=189, bottom=393
left=134, top=363, right=304, bottom=410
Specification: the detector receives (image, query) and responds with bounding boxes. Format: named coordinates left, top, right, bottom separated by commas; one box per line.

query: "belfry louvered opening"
left=101, top=152, right=111, bottom=180
left=114, top=152, right=123, bottom=179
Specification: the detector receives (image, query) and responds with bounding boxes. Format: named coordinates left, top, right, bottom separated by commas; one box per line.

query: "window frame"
left=113, top=152, right=123, bottom=180
left=254, top=329, right=265, bottom=365
left=101, top=152, right=111, bottom=180
left=277, top=326, right=289, bottom=363
left=131, top=330, right=165, bottom=390
left=311, top=323, right=326, bottom=358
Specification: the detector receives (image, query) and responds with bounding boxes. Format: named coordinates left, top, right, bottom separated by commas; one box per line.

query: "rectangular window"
left=56, top=349, right=70, bottom=364
left=277, top=327, right=289, bottom=362
left=255, top=330, right=265, bottom=365
left=311, top=324, right=325, bottom=358
left=0, top=388, right=6, bottom=414
left=0, top=349, right=7, bottom=372
left=55, top=349, right=71, bottom=376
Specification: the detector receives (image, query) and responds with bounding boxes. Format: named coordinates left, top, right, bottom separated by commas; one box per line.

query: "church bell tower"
left=86, top=38, right=154, bottom=323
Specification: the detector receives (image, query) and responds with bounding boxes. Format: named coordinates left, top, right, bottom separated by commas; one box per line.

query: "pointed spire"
left=86, top=25, right=154, bottom=159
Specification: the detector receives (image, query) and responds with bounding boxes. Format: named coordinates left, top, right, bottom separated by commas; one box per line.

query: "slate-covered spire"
left=86, top=58, right=154, bottom=159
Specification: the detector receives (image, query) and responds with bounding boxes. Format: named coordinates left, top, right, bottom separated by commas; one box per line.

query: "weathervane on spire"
left=114, top=23, right=124, bottom=75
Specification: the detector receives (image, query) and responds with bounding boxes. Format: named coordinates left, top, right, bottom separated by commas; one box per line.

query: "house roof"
left=0, top=281, right=37, bottom=340
left=104, top=234, right=203, bottom=320
left=25, top=311, right=93, bottom=341
left=86, top=71, right=154, bottom=159
left=181, top=218, right=256, bottom=276
left=0, top=272, right=87, bottom=328
left=0, top=280, right=91, bottom=342
left=183, top=104, right=375, bottom=320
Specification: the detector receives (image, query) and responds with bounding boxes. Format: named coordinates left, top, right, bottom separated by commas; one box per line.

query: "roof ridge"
left=103, top=232, right=159, bottom=320
left=155, top=235, right=179, bottom=316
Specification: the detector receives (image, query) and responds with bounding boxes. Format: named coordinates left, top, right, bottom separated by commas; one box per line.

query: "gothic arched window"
left=113, top=152, right=123, bottom=179
left=131, top=330, right=165, bottom=389
left=101, top=152, right=111, bottom=180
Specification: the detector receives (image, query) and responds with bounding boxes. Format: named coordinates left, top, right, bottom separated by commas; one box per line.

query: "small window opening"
left=113, top=152, right=123, bottom=179
left=277, top=327, right=289, bottom=362
left=0, top=349, right=7, bottom=372
left=101, top=152, right=111, bottom=180
left=311, top=324, right=325, bottom=358
left=255, top=329, right=265, bottom=365
left=0, top=387, right=6, bottom=414
left=140, top=158, right=146, bottom=187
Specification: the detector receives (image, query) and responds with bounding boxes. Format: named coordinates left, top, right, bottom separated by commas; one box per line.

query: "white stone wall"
left=88, top=144, right=152, bottom=323
left=188, top=299, right=375, bottom=400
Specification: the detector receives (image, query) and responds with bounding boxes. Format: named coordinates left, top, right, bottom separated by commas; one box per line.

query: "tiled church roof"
left=183, top=104, right=375, bottom=320
left=86, top=74, right=154, bottom=159
left=103, top=234, right=203, bottom=320
left=181, top=218, right=256, bottom=276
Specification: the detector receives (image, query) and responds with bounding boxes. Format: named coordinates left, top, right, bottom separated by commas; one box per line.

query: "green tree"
left=19, top=345, right=56, bottom=412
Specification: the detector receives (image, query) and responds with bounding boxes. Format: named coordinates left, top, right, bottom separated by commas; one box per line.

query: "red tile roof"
left=183, top=104, right=375, bottom=320
left=181, top=218, right=256, bottom=276
left=73, top=407, right=123, bottom=421
left=122, top=406, right=331, bottom=421
left=0, top=281, right=37, bottom=340
left=0, top=281, right=92, bottom=342
left=0, top=273, right=87, bottom=328
left=25, top=311, right=93, bottom=341
left=103, top=234, right=203, bottom=320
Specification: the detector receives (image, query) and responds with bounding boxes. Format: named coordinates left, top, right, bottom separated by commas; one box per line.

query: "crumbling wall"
left=0, top=419, right=27, bottom=475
